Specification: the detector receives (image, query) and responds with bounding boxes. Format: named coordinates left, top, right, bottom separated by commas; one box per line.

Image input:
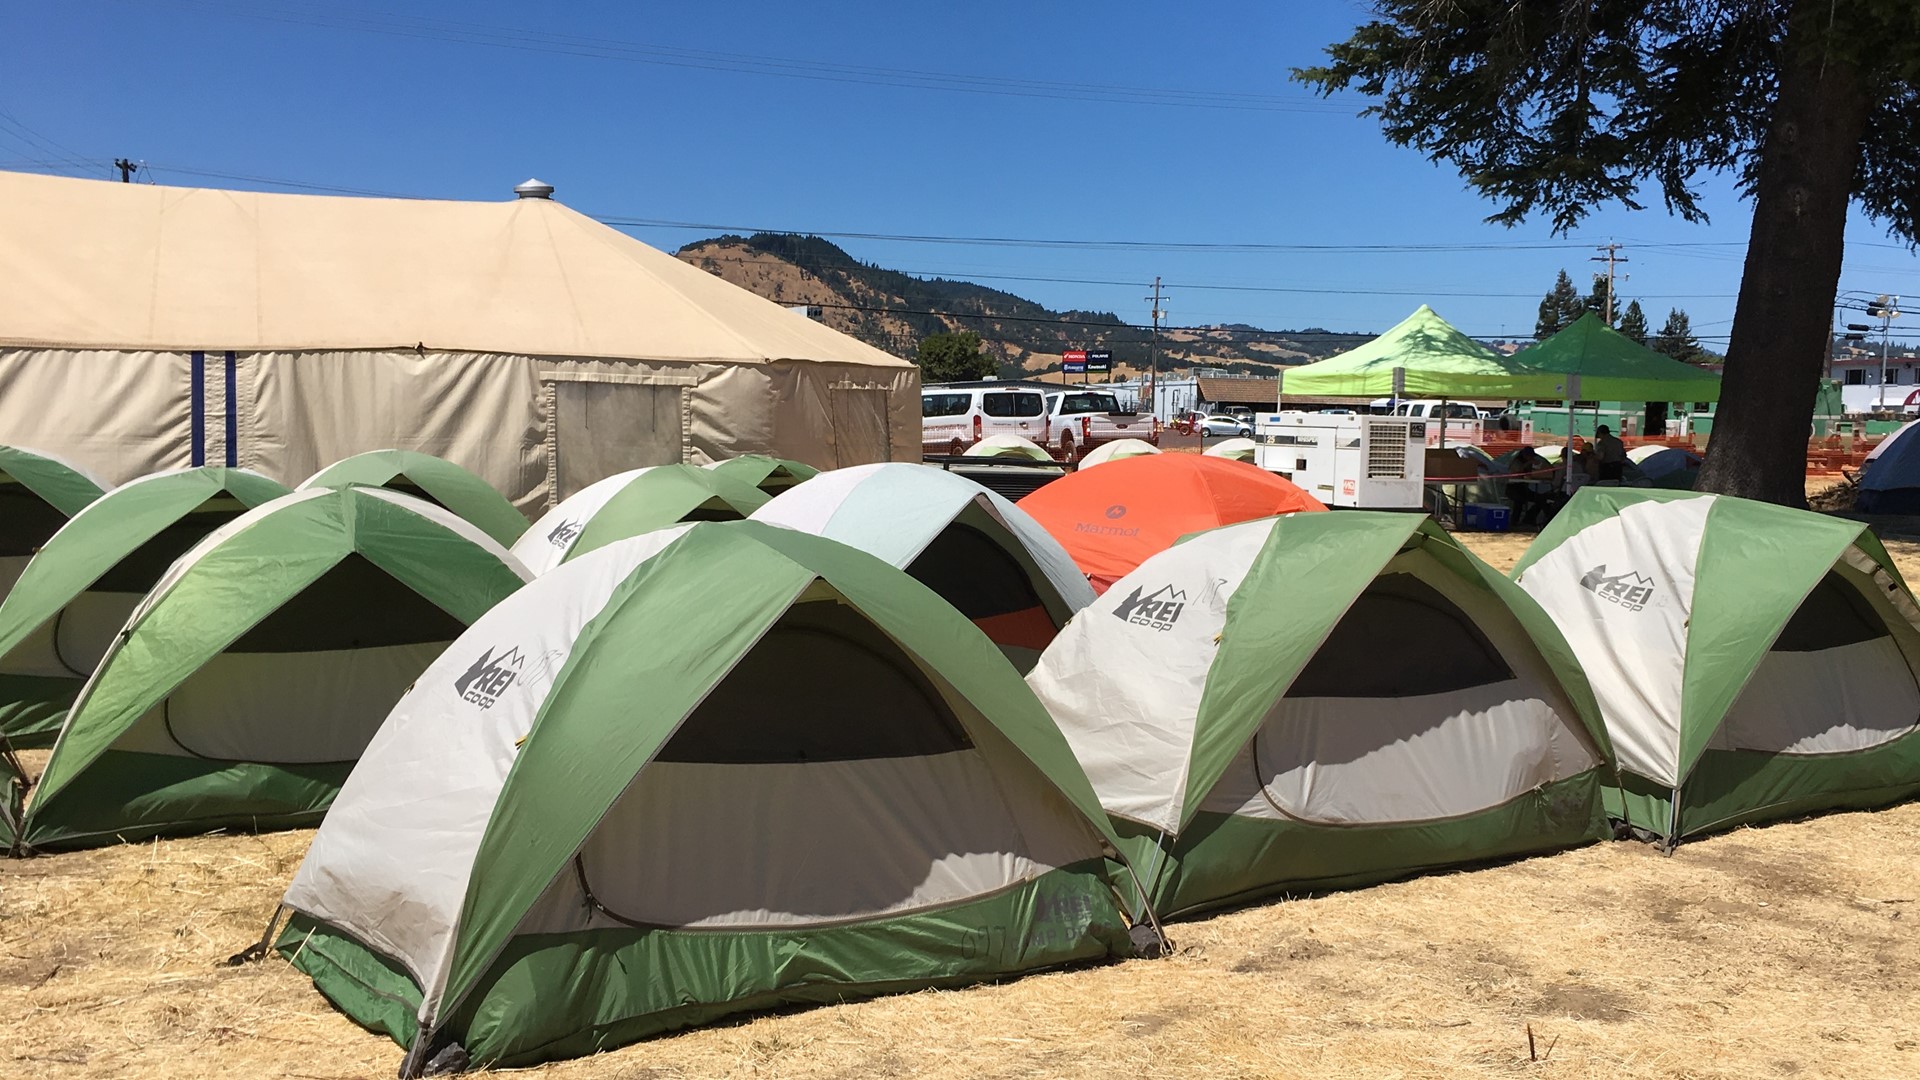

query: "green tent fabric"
left=299, top=450, right=531, bottom=547
left=704, top=454, right=820, bottom=494
left=1277, top=304, right=1565, bottom=399
left=19, top=486, right=530, bottom=851
left=0, top=747, right=22, bottom=850
left=1516, top=313, right=1722, bottom=402
left=1, top=447, right=106, bottom=712
left=1513, top=488, right=1920, bottom=845
left=0, top=445, right=105, bottom=521
left=511, top=464, right=770, bottom=575
left=0, top=467, right=291, bottom=749
left=278, top=521, right=1144, bottom=1073
left=1028, top=511, right=1613, bottom=920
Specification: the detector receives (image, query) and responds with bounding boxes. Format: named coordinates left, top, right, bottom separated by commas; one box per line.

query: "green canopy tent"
left=299, top=450, right=531, bottom=547
left=276, top=521, right=1150, bottom=1073
left=1515, top=313, right=1722, bottom=442
left=510, top=464, right=770, bottom=576
left=1028, top=511, right=1612, bottom=919
left=19, top=487, right=531, bottom=851
left=0, top=467, right=290, bottom=748
left=703, top=454, right=820, bottom=495
left=1514, top=488, right=1920, bottom=846
left=1277, top=304, right=1565, bottom=403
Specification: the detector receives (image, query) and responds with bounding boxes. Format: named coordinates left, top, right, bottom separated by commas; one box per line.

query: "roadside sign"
left=1063, top=348, right=1087, bottom=374
left=1087, top=350, right=1112, bottom=373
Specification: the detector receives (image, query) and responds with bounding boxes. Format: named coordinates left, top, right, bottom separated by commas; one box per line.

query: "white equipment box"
left=1254, top=412, right=1427, bottom=509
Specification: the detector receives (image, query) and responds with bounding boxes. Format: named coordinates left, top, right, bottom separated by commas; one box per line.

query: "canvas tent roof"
left=749, top=463, right=1095, bottom=670
left=1514, top=488, right=1920, bottom=843
left=511, top=464, right=769, bottom=575
left=1278, top=305, right=1563, bottom=399
left=0, top=467, right=291, bottom=747
left=298, top=450, right=531, bottom=547
left=1028, top=511, right=1609, bottom=918
left=21, top=486, right=530, bottom=851
left=1516, top=313, right=1722, bottom=402
left=0, top=170, right=911, bottom=369
left=279, top=521, right=1140, bottom=1072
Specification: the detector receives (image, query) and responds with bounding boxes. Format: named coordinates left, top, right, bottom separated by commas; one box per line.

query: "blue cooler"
left=1460, top=503, right=1511, bottom=532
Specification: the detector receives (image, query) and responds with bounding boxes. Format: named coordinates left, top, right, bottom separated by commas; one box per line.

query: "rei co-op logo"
left=546, top=518, right=582, bottom=548
left=1580, top=564, right=1656, bottom=612
left=1112, top=584, right=1188, bottom=631
left=455, top=646, right=525, bottom=709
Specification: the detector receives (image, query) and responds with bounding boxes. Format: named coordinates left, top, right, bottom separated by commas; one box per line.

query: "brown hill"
left=675, top=233, right=1371, bottom=378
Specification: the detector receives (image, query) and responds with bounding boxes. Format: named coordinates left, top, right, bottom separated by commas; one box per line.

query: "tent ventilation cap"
left=514, top=178, right=556, bottom=200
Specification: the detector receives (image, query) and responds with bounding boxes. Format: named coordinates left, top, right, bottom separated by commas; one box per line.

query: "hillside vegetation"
left=676, top=233, right=1373, bottom=378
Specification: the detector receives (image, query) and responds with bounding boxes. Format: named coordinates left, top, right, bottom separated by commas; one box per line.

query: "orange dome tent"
left=1019, top=454, right=1326, bottom=592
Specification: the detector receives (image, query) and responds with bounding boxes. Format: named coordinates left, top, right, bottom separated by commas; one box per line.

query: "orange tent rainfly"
left=1019, top=454, right=1326, bottom=592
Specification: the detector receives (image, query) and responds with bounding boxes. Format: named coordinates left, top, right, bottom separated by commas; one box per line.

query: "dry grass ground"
left=4, top=531, right=1919, bottom=1079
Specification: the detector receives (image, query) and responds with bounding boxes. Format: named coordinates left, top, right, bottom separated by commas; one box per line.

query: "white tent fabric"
left=1203, top=437, right=1258, bottom=462
left=749, top=463, right=1092, bottom=613
left=1030, top=517, right=1597, bottom=835
left=963, top=434, right=1053, bottom=461
left=0, top=171, right=918, bottom=505
left=511, top=468, right=662, bottom=575
left=1514, top=496, right=1713, bottom=786
left=1029, top=520, right=1272, bottom=833
left=284, top=526, right=1107, bottom=1023
left=1076, top=439, right=1161, bottom=468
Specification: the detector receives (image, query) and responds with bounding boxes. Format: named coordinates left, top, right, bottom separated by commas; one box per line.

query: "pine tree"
left=1584, top=274, right=1612, bottom=322
left=1652, top=308, right=1704, bottom=365
left=1298, top=0, right=1920, bottom=503
left=1534, top=270, right=1582, bottom=340
left=1617, top=300, right=1649, bottom=345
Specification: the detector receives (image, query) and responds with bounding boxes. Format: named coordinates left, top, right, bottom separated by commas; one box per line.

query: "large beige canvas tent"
left=0, top=171, right=918, bottom=512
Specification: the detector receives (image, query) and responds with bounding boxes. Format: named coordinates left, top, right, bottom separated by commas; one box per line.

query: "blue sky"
left=6, top=0, right=1920, bottom=348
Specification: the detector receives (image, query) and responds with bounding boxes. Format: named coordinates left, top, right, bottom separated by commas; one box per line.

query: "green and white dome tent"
left=0, top=445, right=105, bottom=597
left=18, top=486, right=530, bottom=852
left=510, top=464, right=769, bottom=575
left=299, top=450, right=531, bottom=547
left=703, top=453, right=820, bottom=495
left=1513, top=488, right=1920, bottom=847
left=749, top=463, right=1095, bottom=672
left=0, top=447, right=106, bottom=731
left=1028, top=511, right=1613, bottom=920
left=1075, top=438, right=1161, bottom=469
left=0, top=466, right=290, bottom=748
left=275, top=521, right=1153, bottom=1074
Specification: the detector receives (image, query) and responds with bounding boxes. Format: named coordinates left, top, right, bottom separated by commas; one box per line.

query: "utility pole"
left=1590, top=242, right=1629, bottom=326
left=1145, top=277, right=1165, bottom=418
left=114, top=158, right=135, bottom=183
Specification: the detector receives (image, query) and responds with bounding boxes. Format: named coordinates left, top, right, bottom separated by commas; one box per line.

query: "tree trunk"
left=1695, top=1, right=1871, bottom=505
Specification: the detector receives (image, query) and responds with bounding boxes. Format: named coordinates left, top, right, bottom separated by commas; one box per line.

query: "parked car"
left=1200, top=414, right=1254, bottom=438
left=1042, top=390, right=1159, bottom=460
left=921, top=386, right=1048, bottom=456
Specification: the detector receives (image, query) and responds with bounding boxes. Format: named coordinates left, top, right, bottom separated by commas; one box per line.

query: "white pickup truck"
left=1042, top=390, right=1160, bottom=461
